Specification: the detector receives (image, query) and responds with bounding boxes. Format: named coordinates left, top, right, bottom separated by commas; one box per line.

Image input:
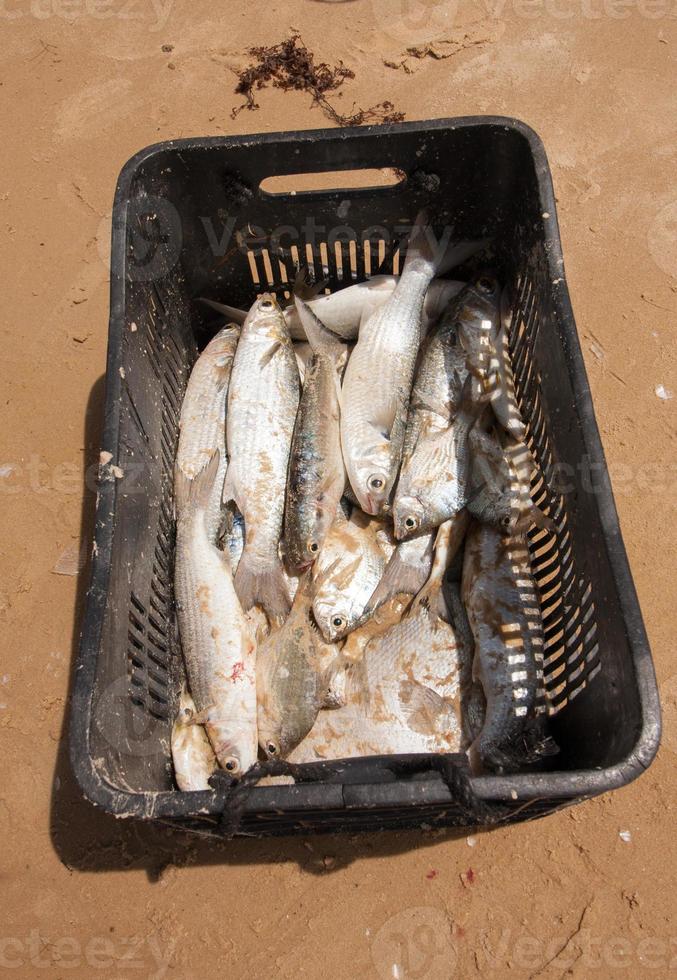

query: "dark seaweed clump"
left=232, top=34, right=404, bottom=126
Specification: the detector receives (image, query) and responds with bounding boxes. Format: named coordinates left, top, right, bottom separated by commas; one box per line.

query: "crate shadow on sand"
left=49, top=376, right=474, bottom=880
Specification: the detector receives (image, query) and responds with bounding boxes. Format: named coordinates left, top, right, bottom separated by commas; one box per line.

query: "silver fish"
left=256, top=574, right=344, bottom=759
left=311, top=507, right=387, bottom=642
left=341, top=212, right=481, bottom=515
left=224, top=293, right=300, bottom=621
left=402, top=301, right=468, bottom=459
left=284, top=298, right=347, bottom=572
left=461, top=520, right=558, bottom=774
left=174, top=452, right=258, bottom=776
left=171, top=687, right=217, bottom=791
left=393, top=378, right=482, bottom=539
left=201, top=276, right=465, bottom=342
left=175, top=324, right=240, bottom=541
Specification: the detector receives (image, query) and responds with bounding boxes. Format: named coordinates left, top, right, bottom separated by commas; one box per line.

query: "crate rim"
left=69, top=116, right=661, bottom=826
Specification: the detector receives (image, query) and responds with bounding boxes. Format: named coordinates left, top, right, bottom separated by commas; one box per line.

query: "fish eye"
left=501, top=515, right=512, bottom=528
left=368, top=475, right=385, bottom=491
left=404, top=516, right=417, bottom=530
left=308, top=541, right=319, bottom=554
left=266, top=741, right=278, bottom=756
left=477, top=276, right=495, bottom=295
left=332, top=616, right=345, bottom=629
left=224, top=757, right=240, bottom=773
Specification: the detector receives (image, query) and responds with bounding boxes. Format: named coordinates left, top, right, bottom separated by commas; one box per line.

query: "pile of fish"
left=171, top=211, right=558, bottom=791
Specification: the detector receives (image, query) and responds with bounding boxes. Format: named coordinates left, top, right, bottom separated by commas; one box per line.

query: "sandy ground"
left=0, top=1, right=675, bottom=978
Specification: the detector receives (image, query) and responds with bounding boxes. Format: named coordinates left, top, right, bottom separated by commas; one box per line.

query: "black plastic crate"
left=69, top=117, right=660, bottom=837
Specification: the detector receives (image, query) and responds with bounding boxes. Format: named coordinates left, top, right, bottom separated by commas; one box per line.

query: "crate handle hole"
left=260, top=168, right=405, bottom=196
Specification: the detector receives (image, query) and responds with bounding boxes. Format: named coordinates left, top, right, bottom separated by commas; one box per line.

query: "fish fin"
left=292, top=265, right=327, bottom=300
left=322, top=661, right=348, bottom=708
left=328, top=554, right=362, bottom=592
left=221, top=465, right=241, bottom=508
left=404, top=210, right=490, bottom=276
left=185, top=705, right=214, bottom=726
left=365, top=548, right=431, bottom=615
left=234, top=550, right=290, bottom=623
left=198, top=298, right=247, bottom=324
left=174, top=450, right=221, bottom=514
left=398, top=679, right=450, bottom=736
left=294, top=296, right=347, bottom=363
left=259, top=340, right=283, bottom=367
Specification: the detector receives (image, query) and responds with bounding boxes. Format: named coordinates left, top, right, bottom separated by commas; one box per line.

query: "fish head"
left=392, top=494, right=426, bottom=541
left=350, top=459, right=393, bottom=517
left=463, top=273, right=501, bottom=321
left=312, top=591, right=354, bottom=643
left=258, top=700, right=315, bottom=760
left=208, top=720, right=258, bottom=777
left=247, top=293, right=288, bottom=338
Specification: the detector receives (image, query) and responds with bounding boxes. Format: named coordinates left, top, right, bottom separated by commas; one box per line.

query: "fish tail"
left=234, top=547, right=290, bottom=623
left=406, top=209, right=490, bottom=276
left=294, top=296, right=346, bottom=363
left=174, top=450, right=221, bottom=516
left=198, top=298, right=247, bottom=324
left=365, top=548, right=431, bottom=615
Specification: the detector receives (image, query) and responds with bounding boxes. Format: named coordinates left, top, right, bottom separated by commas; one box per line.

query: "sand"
left=0, top=2, right=675, bottom=977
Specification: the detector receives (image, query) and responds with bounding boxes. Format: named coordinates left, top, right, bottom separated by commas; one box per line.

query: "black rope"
left=211, top=754, right=510, bottom=836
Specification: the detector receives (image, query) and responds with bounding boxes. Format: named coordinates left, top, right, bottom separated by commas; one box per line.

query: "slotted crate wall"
left=73, top=119, right=660, bottom=833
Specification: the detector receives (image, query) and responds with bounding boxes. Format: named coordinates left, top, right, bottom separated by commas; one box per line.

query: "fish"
left=224, top=293, right=300, bottom=621
left=290, top=600, right=468, bottom=762
left=456, top=275, right=526, bottom=439
left=393, top=377, right=482, bottom=540
left=341, top=211, right=483, bottom=516
left=284, top=298, right=347, bottom=571
left=174, top=452, right=258, bottom=776
left=201, top=276, right=466, bottom=343
left=461, top=519, right=559, bottom=774
left=311, top=506, right=387, bottom=642
left=174, top=324, right=240, bottom=541
left=402, top=298, right=469, bottom=458
left=256, top=573, right=344, bottom=759
left=171, top=687, right=217, bottom=791
left=468, top=424, right=553, bottom=534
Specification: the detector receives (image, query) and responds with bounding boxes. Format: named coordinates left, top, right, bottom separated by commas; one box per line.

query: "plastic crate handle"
left=212, top=756, right=509, bottom=835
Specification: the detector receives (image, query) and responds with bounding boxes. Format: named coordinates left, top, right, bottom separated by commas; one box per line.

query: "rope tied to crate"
left=211, top=755, right=511, bottom=836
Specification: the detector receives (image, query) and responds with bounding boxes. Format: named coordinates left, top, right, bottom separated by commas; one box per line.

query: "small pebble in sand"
left=655, top=384, right=673, bottom=401
left=466, top=836, right=477, bottom=847
left=619, top=830, right=632, bottom=843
